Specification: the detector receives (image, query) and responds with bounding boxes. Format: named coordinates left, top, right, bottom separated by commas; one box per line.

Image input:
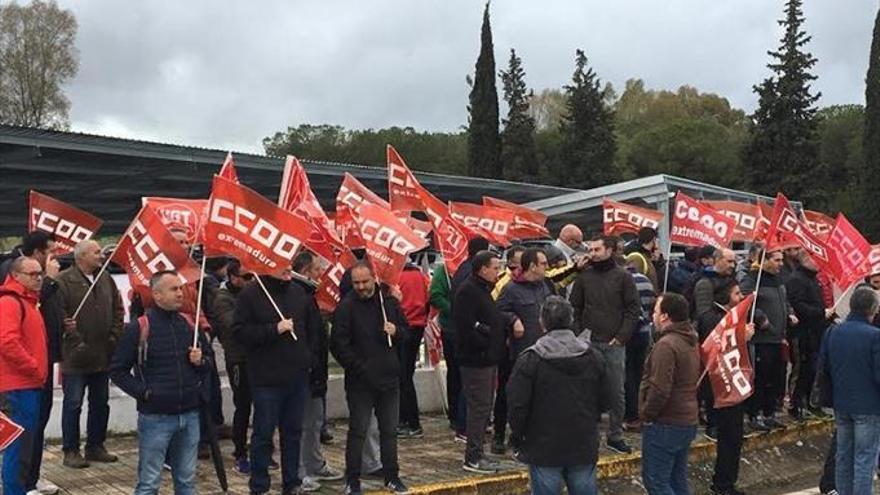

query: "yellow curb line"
left=368, top=419, right=834, bottom=495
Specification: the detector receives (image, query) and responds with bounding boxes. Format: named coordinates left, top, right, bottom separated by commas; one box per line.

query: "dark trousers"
left=791, top=336, right=817, bottom=412
left=61, top=371, right=110, bottom=452
left=748, top=343, right=785, bottom=418
left=398, top=326, right=424, bottom=430
left=442, top=332, right=463, bottom=430
left=25, top=376, right=53, bottom=490
left=344, top=383, right=400, bottom=483
left=712, top=404, right=745, bottom=491
left=226, top=360, right=252, bottom=459
left=624, top=338, right=649, bottom=422
left=461, top=366, right=496, bottom=464
left=249, top=370, right=309, bottom=494
left=493, top=351, right=513, bottom=442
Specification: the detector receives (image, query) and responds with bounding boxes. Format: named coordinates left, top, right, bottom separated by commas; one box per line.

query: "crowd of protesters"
left=1, top=223, right=879, bottom=495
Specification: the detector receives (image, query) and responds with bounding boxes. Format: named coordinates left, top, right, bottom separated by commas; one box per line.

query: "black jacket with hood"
left=506, top=329, right=608, bottom=466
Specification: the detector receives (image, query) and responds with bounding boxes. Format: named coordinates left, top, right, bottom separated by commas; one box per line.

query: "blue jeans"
left=835, top=412, right=880, bottom=495
left=641, top=423, right=696, bottom=495
left=61, top=371, right=110, bottom=452
left=529, top=464, right=597, bottom=495
left=135, top=410, right=200, bottom=495
left=250, top=370, right=309, bottom=494
left=1, top=389, right=41, bottom=495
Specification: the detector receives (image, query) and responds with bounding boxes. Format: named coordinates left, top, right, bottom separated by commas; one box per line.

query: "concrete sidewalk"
left=31, top=413, right=831, bottom=495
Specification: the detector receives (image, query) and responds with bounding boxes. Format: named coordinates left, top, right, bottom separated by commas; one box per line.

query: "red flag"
left=434, top=213, right=470, bottom=275
left=449, top=201, right=516, bottom=247
left=602, top=199, right=663, bottom=236
left=219, top=152, right=239, bottom=182
left=804, top=210, right=835, bottom=240
left=111, top=207, right=202, bottom=288
left=425, top=312, right=444, bottom=367
left=703, top=200, right=764, bottom=243
left=404, top=216, right=433, bottom=241
left=28, top=191, right=103, bottom=255
left=315, top=248, right=357, bottom=313
left=483, top=196, right=549, bottom=240
left=353, top=203, right=428, bottom=286
left=336, top=173, right=390, bottom=249
left=701, top=294, right=755, bottom=408
left=765, top=194, right=832, bottom=272
left=142, top=197, right=209, bottom=246
left=204, top=176, right=314, bottom=276
left=0, top=411, right=24, bottom=452
left=867, top=244, right=880, bottom=277
left=670, top=192, right=736, bottom=249
left=277, top=156, right=344, bottom=262
left=387, top=145, right=425, bottom=212
left=753, top=201, right=774, bottom=242
left=826, top=214, right=873, bottom=288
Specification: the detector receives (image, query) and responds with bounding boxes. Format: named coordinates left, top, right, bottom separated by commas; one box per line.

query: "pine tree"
left=744, top=0, right=820, bottom=202
left=856, top=6, right=880, bottom=241
left=558, top=49, right=617, bottom=189
left=500, top=49, right=538, bottom=182
left=466, top=2, right=501, bottom=179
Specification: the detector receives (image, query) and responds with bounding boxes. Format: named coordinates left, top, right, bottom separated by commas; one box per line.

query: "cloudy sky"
left=58, top=0, right=877, bottom=154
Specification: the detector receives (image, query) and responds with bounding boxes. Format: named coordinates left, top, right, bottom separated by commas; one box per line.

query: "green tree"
left=815, top=105, right=864, bottom=215
left=856, top=6, right=880, bottom=241
left=557, top=49, right=617, bottom=188
left=744, top=0, right=821, bottom=203
left=499, top=49, right=538, bottom=182
left=528, top=88, right=566, bottom=132
left=466, top=2, right=501, bottom=179
left=0, top=0, right=78, bottom=129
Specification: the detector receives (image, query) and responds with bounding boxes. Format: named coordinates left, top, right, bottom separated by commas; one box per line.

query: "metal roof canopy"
left=523, top=174, right=797, bottom=251
left=0, top=125, right=577, bottom=236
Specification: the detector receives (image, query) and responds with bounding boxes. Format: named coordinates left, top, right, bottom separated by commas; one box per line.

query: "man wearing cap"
left=624, top=227, right=660, bottom=292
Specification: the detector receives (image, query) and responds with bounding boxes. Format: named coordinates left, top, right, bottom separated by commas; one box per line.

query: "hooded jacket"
left=233, top=276, right=317, bottom=387
left=0, top=277, right=48, bottom=393
left=506, top=329, right=608, bottom=466
left=569, top=258, right=641, bottom=344
left=639, top=320, right=700, bottom=425
left=497, top=277, right=554, bottom=357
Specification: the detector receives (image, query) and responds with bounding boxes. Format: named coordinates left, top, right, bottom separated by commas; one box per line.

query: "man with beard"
left=331, top=261, right=410, bottom=495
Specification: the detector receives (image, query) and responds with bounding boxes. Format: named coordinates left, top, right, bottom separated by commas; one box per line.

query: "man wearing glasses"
left=0, top=257, right=50, bottom=495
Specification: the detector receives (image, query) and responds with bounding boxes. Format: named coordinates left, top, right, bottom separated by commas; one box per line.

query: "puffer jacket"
left=0, top=277, right=48, bottom=392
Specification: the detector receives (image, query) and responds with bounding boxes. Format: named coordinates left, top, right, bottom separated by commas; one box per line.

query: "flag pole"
left=749, top=249, right=767, bottom=324
left=378, top=287, right=393, bottom=348
left=71, top=253, right=114, bottom=320
left=830, top=282, right=856, bottom=314
left=662, top=243, right=673, bottom=293
left=254, top=275, right=297, bottom=341
left=192, top=254, right=207, bottom=348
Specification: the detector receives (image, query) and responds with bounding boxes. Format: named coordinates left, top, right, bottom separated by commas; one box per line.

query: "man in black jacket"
left=507, top=295, right=608, bottom=495
left=330, top=261, right=410, bottom=495
left=109, top=270, right=209, bottom=494
left=570, top=235, right=640, bottom=454
left=786, top=251, right=834, bottom=420
left=234, top=264, right=318, bottom=495
left=454, top=251, right=508, bottom=474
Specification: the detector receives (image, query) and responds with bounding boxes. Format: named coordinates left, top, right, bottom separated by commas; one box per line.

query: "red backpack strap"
left=137, top=315, right=150, bottom=366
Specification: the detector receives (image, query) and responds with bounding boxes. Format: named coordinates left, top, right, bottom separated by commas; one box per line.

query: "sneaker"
left=511, top=449, right=527, bottom=464
left=748, top=416, right=771, bottom=433
left=84, top=445, right=118, bottom=463
left=764, top=416, right=785, bottom=429
left=300, top=477, right=321, bottom=492
left=312, top=463, right=343, bottom=481
left=822, top=490, right=839, bottom=495
left=320, top=430, right=334, bottom=445
left=454, top=432, right=467, bottom=443
left=268, top=457, right=280, bottom=470
left=606, top=438, right=633, bottom=455
left=462, top=458, right=500, bottom=474
left=36, top=479, right=59, bottom=495
left=704, top=426, right=718, bottom=442
left=234, top=457, right=251, bottom=475
left=490, top=437, right=506, bottom=455
left=406, top=427, right=423, bottom=438
left=162, top=463, right=172, bottom=471
left=27, top=491, right=42, bottom=495
left=343, top=479, right=363, bottom=495
left=62, top=451, right=90, bottom=469
left=808, top=406, right=830, bottom=419
left=385, top=477, right=410, bottom=494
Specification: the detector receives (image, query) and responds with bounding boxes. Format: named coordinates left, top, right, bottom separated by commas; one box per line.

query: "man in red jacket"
left=1, top=257, right=49, bottom=495
left=396, top=262, right=430, bottom=437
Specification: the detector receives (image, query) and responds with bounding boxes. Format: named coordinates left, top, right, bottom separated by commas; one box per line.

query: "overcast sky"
left=58, top=0, right=878, bottom=154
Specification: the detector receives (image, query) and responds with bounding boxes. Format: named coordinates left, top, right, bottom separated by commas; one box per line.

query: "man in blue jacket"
left=820, top=286, right=880, bottom=495
left=109, top=270, right=209, bottom=495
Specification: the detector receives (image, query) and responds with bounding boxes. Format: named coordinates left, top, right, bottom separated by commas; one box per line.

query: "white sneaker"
left=27, top=490, right=42, bottom=495
left=301, top=476, right=321, bottom=492
left=36, top=479, right=60, bottom=495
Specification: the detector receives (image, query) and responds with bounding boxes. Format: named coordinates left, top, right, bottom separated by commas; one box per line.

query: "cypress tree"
left=466, top=2, right=501, bottom=179
left=744, top=0, right=820, bottom=202
left=500, top=49, right=538, bottom=182
left=558, top=49, right=617, bottom=189
left=856, top=6, right=880, bottom=240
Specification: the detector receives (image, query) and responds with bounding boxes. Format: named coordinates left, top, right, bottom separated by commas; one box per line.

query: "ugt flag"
left=701, top=294, right=755, bottom=408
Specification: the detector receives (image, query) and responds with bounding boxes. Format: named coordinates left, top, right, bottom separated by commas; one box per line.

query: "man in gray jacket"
left=741, top=249, right=797, bottom=431
left=570, top=235, right=641, bottom=454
